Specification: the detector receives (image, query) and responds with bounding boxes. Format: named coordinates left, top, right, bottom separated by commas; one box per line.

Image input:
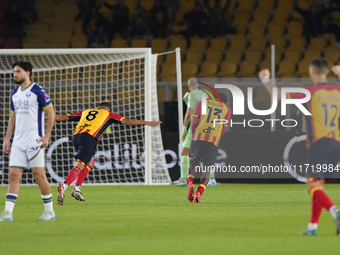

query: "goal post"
left=0, top=48, right=171, bottom=186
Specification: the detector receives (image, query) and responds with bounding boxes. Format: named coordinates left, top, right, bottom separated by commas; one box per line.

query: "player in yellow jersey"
left=173, top=78, right=219, bottom=187
left=54, top=102, right=161, bottom=205
left=259, top=57, right=340, bottom=236
left=187, top=93, right=231, bottom=203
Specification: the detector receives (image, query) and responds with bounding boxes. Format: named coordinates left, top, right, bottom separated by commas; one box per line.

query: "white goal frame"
left=0, top=48, right=170, bottom=186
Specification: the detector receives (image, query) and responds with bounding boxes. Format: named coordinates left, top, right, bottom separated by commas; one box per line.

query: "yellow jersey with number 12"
left=288, top=84, right=340, bottom=148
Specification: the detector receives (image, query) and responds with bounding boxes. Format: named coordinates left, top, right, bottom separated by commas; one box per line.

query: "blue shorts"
left=306, top=138, right=340, bottom=181
left=72, top=133, right=98, bottom=165
left=189, top=140, right=218, bottom=166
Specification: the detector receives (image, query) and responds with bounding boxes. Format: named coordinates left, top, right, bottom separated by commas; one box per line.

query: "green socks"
left=181, top=156, right=189, bottom=179
left=210, top=170, right=215, bottom=179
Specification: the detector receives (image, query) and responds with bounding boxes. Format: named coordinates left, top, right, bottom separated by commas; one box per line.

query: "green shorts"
left=183, top=128, right=192, bottom=149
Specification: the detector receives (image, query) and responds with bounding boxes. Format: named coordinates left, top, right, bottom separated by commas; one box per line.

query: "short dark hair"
left=98, top=102, right=111, bottom=111
left=310, top=57, right=328, bottom=75
left=218, top=93, right=228, bottom=104
left=101, top=96, right=111, bottom=101
left=12, top=61, right=33, bottom=76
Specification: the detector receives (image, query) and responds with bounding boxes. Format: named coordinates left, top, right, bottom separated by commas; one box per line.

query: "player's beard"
left=14, top=78, right=25, bottom=84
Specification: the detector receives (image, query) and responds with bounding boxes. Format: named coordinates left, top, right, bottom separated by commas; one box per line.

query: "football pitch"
left=0, top=184, right=339, bottom=255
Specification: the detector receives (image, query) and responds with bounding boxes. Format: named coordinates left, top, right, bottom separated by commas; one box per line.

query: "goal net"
left=0, top=48, right=171, bottom=185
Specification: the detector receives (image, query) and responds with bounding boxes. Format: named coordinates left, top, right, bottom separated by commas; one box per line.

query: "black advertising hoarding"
left=164, top=131, right=334, bottom=183
left=1, top=128, right=338, bottom=184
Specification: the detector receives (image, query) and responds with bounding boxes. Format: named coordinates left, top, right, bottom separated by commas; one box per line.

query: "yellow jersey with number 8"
left=68, top=109, right=125, bottom=141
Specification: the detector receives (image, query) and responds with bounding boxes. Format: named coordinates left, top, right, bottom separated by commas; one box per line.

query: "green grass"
left=0, top=184, right=339, bottom=255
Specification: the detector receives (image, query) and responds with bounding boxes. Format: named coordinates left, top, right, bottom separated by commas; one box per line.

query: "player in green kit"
left=172, top=78, right=218, bottom=187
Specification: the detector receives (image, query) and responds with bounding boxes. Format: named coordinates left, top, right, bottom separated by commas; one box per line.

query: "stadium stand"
left=217, top=61, right=237, bottom=78
left=198, top=61, right=218, bottom=77
left=16, top=0, right=339, bottom=92
left=205, top=50, right=224, bottom=63
left=185, top=50, right=203, bottom=63
left=23, top=0, right=77, bottom=48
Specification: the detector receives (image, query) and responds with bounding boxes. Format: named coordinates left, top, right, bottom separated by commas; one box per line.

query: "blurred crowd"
left=0, top=0, right=37, bottom=48
left=78, top=0, right=236, bottom=47
left=296, top=0, right=340, bottom=43
left=2, top=0, right=340, bottom=49
left=78, top=0, right=340, bottom=48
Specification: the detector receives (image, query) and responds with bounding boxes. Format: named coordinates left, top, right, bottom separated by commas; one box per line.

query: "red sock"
left=187, top=174, right=194, bottom=185
left=64, top=166, right=81, bottom=186
left=76, top=166, right=90, bottom=186
left=312, top=188, right=334, bottom=211
left=310, top=197, right=323, bottom=223
left=196, top=184, right=206, bottom=196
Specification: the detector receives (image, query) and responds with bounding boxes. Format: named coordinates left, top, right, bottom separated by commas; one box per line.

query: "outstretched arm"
left=45, top=114, right=69, bottom=121
left=258, top=69, right=281, bottom=100
left=55, top=115, right=69, bottom=121
left=121, top=119, right=162, bottom=127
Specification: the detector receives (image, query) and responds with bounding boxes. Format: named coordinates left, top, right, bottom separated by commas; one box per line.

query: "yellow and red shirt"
left=68, top=108, right=125, bottom=141
left=191, top=98, right=231, bottom=147
left=288, top=84, right=340, bottom=148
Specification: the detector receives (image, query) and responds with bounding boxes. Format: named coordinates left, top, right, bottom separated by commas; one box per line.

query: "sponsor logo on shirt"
left=80, top=123, right=91, bottom=129
left=44, top=92, right=50, bottom=102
